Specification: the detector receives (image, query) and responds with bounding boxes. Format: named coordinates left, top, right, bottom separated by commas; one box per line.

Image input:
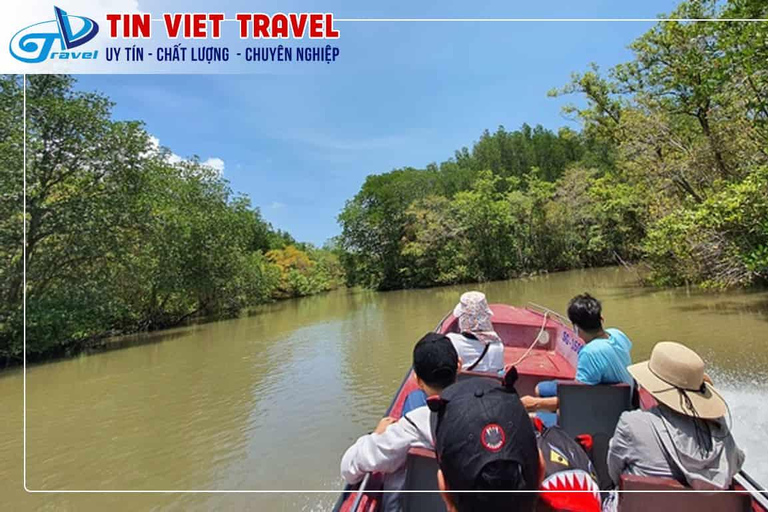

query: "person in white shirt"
left=340, top=333, right=459, bottom=511
left=446, top=291, right=504, bottom=374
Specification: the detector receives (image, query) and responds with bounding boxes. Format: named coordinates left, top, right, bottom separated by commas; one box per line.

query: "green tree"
left=0, top=75, right=344, bottom=363
left=337, top=125, right=596, bottom=290
left=338, top=167, right=440, bottom=289
left=1, top=75, right=152, bottom=359
left=401, top=195, right=468, bottom=286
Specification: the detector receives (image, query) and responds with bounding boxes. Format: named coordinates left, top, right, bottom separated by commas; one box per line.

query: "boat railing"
left=433, top=311, right=452, bottom=333
left=734, top=471, right=768, bottom=510
left=349, top=472, right=371, bottom=512
left=526, top=302, right=570, bottom=327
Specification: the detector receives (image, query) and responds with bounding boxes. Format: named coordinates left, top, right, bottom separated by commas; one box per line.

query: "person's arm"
left=521, top=395, right=559, bottom=412
left=340, top=416, right=419, bottom=484
left=607, top=413, right=634, bottom=486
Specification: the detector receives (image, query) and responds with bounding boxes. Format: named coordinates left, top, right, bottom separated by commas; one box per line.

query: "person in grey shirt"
left=607, top=341, right=744, bottom=490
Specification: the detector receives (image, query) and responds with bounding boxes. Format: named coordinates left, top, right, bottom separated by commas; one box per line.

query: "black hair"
left=451, top=460, right=537, bottom=512
left=413, top=332, right=459, bottom=390
left=567, top=293, right=603, bottom=332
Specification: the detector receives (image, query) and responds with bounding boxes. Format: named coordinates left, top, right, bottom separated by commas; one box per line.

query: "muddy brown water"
left=2, top=267, right=767, bottom=510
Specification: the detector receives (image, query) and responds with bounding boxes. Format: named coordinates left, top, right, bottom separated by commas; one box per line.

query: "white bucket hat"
left=453, top=291, right=494, bottom=333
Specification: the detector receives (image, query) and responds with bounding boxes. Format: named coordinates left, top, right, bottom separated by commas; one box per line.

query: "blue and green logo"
left=10, top=6, right=99, bottom=63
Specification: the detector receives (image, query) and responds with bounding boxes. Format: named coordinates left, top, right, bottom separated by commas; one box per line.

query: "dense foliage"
left=338, top=0, right=768, bottom=291
left=0, top=75, right=343, bottom=363
left=338, top=124, right=638, bottom=290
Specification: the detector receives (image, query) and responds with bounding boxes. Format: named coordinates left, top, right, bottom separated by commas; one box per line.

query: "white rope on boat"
left=509, top=310, right=549, bottom=368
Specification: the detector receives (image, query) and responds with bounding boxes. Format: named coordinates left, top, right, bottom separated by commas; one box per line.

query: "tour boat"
left=333, top=303, right=768, bottom=512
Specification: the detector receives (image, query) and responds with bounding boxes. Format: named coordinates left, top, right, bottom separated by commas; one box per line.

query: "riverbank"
left=8, top=263, right=768, bottom=373
left=13, top=258, right=768, bottom=372
left=1, top=286, right=348, bottom=371
left=1, top=266, right=600, bottom=370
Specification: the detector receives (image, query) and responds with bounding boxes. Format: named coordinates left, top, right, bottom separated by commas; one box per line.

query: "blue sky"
left=75, top=0, right=681, bottom=245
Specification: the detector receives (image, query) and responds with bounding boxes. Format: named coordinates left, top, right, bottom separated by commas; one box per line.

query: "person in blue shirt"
left=521, top=293, right=633, bottom=423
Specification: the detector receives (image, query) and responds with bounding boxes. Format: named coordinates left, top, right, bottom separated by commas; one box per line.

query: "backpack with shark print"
left=536, top=425, right=601, bottom=512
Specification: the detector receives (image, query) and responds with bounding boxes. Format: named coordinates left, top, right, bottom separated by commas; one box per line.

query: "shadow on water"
left=672, top=298, right=768, bottom=319
left=7, top=289, right=373, bottom=374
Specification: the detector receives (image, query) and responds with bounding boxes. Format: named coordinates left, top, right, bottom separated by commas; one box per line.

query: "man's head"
left=413, top=333, right=459, bottom=395
left=567, top=293, right=603, bottom=337
left=431, top=377, right=540, bottom=512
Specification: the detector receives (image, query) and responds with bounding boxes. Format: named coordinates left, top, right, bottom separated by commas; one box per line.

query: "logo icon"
left=480, top=423, right=506, bottom=452
left=10, top=6, right=99, bottom=63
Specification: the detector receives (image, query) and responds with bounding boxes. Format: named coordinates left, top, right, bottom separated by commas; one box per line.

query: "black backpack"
left=537, top=425, right=598, bottom=483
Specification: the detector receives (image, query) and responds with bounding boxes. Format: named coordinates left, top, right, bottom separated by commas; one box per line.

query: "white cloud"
left=149, top=135, right=225, bottom=174
left=202, top=157, right=225, bottom=174
left=270, top=201, right=285, bottom=210
left=148, top=135, right=183, bottom=163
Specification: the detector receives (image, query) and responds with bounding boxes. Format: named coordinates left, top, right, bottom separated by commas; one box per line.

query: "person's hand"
left=374, top=417, right=396, bottom=435
left=521, top=396, right=538, bottom=411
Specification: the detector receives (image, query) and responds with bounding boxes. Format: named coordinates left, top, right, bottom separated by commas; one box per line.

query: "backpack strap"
left=466, top=341, right=491, bottom=371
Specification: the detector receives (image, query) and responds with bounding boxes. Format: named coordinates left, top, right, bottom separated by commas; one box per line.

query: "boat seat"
left=402, top=449, right=445, bottom=512
left=618, top=474, right=751, bottom=512
left=557, top=382, right=632, bottom=490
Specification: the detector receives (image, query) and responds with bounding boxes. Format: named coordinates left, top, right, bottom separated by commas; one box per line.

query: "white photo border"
left=21, top=16, right=768, bottom=498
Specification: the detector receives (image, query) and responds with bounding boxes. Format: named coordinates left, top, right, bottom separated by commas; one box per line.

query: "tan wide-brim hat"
left=628, top=341, right=727, bottom=420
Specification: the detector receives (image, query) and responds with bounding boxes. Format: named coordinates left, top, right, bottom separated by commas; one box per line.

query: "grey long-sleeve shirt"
left=607, top=406, right=745, bottom=490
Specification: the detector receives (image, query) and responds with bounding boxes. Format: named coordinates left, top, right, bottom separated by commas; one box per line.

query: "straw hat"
left=628, top=341, right=727, bottom=420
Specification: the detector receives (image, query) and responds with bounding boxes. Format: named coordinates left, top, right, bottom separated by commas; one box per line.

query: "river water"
left=2, top=267, right=767, bottom=510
